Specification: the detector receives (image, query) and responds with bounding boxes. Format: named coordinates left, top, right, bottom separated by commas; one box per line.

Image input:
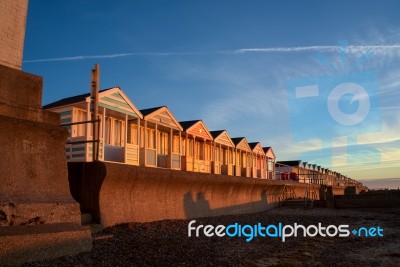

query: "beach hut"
left=180, top=120, right=213, bottom=173
left=139, top=106, right=183, bottom=169
left=263, top=147, right=276, bottom=179
left=44, top=87, right=143, bottom=164
left=319, top=167, right=324, bottom=183
left=276, top=160, right=302, bottom=181
left=210, top=130, right=235, bottom=175
left=231, top=137, right=252, bottom=177
left=300, top=162, right=313, bottom=183
left=248, top=142, right=266, bottom=178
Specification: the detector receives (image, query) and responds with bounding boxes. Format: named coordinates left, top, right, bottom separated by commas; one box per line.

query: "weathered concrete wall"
left=0, top=64, right=80, bottom=225
left=0, top=0, right=28, bottom=69
left=0, top=64, right=92, bottom=265
left=68, top=162, right=346, bottom=227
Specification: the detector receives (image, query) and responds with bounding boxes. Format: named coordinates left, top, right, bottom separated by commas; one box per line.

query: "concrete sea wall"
left=68, top=162, right=346, bottom=227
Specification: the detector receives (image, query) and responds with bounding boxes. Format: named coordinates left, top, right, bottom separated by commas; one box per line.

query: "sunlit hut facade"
left=138, top=106, right=183, bottom=169
left=248, top=142, right=266, bottom=178
left=210, top=130, right=235, bottom=175
left=263, top=147, right=276, bottom=179
left=301, top=162, right=314, bottom=183
left=231, top=137, right=252, bottom=177
left=44, top=87, right=143, bottom=164
left=311, top=164, right=323, bottom=184
left=180, top=120, right=213, bottom=173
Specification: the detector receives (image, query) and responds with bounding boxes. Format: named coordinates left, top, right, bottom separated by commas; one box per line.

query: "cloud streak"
left=229, top=45, right=400, bottom=54
left=23, top=45, right=400, bottom=63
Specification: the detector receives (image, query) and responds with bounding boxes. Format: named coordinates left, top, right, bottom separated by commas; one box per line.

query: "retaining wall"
left=68, top=162, right=346, bottom=227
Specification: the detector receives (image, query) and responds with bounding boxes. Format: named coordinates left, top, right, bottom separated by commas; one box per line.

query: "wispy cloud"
left=23, top=45, right=400, bottom=63
left=226, top=45, right=400, bottom=54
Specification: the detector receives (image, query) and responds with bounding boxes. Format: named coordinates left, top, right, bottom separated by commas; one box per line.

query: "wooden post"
left=90, top=64, right=100, bottom=161
left=185, top=134, right=188, bottom=157
left=137, top=118, right=140, bottom=163
left=169, top=128, right=173, bottom=168
left=155, top=123, right=158, bottom=167
left=193, top=136, right=196, bottom=171
left=85, top=100, right=90, bottom=161
left=144, top=120, right=147, bottom=166
left=124, top=114, right=128, bottom=163
left=102, top=108, right=106, bottom=160
left=179, top=130, right=181, bottom=170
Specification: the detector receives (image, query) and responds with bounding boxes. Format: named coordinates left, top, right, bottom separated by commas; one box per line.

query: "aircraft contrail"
left=23, top=45, right=400, bottom=63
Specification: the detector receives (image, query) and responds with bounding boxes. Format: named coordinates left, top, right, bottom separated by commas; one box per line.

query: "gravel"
left=23, top=207, right=400, bottom=267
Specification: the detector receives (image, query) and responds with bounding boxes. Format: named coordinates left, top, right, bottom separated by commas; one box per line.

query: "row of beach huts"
left=44, top=86, right=363, bottom=188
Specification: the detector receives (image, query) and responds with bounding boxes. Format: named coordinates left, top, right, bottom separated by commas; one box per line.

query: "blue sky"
left=23, top=0, right=400, bottom=186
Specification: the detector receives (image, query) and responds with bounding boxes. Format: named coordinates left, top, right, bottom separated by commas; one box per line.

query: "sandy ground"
left=24, top=207, right=400, bottom=267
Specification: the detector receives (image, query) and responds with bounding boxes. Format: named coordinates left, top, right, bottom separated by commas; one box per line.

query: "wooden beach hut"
left=210, top=130, right=235, bottom=175
left=231, top=137, right=252, bottom=177
left=300, top=162, right=312, bottom=183
left=263, top=147, right=276, bottom=179
left=180, top=120, right=213, bottom=173
left=44, top=87, right=143, bottom=164
left=248, top=142, right=266, bottom=178
left=139, top=106, right=183, bottom=169
left=275, top=160, right=302, bottom=181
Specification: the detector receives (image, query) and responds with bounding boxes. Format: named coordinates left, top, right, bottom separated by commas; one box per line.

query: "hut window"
left=147, top=128, right=156, bottom=149
left=188, top=139, right=193, bottom=157
left=195, top=141, right=204, bottom=160
left=74, top=109, right=86, bottom=137
left=114, top=120, right=123, bottom=146
left=227, top=149, right=233, bottom=164
left=128, top=124, right=138, bottom=145
left=182, top=138, right=186, bottom=156
left=158, top=131, right=169, bottom=155
left=236, top=152, right=241, bottom=165
left=204, top=144, right=210, bottom=161
left=172, top=135, right=180, bottom=154
left=140, top=127, right=145, bottom=148
left=223, top=149, right=233, bottom=164
left=223, top=149, right=227, bottom=164
left=257, top=157, right=261, bottom=169
left=268, top=158, right=274, bottom=172
left=105, top=117, right=124, bottom=146
left=215, top=147, right=220, bottom=162
left=105, top=117, right=111, bottom=144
